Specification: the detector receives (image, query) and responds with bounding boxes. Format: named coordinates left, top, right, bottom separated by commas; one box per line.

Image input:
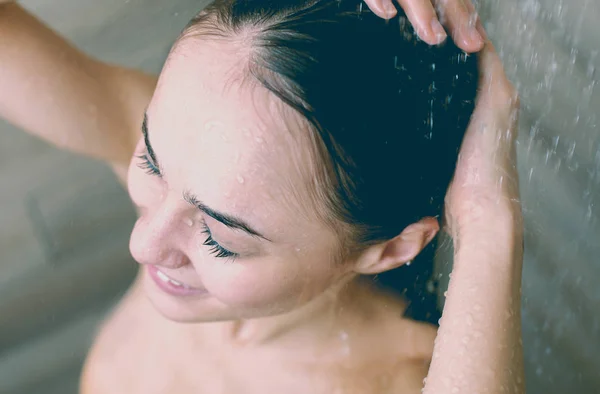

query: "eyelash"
left=201, top=224, right=238, bottom=260
left=137, top=154, right=161, bottom=176
left=137, top=152, right=237, bottom=261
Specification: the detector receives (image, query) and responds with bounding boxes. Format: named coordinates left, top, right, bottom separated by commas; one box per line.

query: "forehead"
left=147, top=38, right=323, bottom=236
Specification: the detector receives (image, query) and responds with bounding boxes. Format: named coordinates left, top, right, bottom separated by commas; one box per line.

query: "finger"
left=363, top=0, right=398, bottom=19
left=396, top=0, right=447, bottom=45
left=474, top=42, right=519, bottom=139
left=478, top=42, right=502, bottom=82
left=436, top=0, right=483, bottom=52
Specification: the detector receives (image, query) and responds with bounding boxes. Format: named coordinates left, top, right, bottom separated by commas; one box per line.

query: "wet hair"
left=184, top=0, right=478, bottom=324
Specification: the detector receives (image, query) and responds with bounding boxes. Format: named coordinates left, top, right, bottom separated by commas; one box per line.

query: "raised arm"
left=425, top=39, right=524, bottom=393
left=364, top=1, right=525, bottom=392
left=0, top=2, right=157, bottom=176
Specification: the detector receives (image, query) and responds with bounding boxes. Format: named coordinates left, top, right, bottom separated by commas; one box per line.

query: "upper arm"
left=0, top=3, right=157, bottom=170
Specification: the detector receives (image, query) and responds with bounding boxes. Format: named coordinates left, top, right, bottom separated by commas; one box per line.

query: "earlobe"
left=354, top=217, right=439, bottom=275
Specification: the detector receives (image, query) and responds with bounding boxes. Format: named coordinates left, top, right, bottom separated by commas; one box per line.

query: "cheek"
left=203, top=253, right=340, bottom=312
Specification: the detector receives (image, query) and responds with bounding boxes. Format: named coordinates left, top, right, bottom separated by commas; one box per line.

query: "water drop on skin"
left=237, top=175, right=245, bottom=184
left=338, top=331, right=350, bottom=356
left=204, top=120, right=223, bottom=131
left=465, top=313, right=474, bottom=326
left=183, top=218, right=194, bottom=227
left=339, top=331, right=349, bottom=341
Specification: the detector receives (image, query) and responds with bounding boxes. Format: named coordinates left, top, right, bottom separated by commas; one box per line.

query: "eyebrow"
left=184, top=191, right=270, bottom=241
left=142, top=113, right=159, bottom=167
left=143, top=113, right=270, bottom=241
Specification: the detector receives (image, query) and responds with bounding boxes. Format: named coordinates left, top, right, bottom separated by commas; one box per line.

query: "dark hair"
left=184, top=0, right=478, bottom=324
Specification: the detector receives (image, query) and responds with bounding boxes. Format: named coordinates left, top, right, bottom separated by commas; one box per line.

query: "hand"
left=364, top=0, right=484, bottom=52
left=444, top=38, right=522, bottom=242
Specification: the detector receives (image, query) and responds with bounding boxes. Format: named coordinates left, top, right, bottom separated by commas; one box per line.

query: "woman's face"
left=127, top=38, right=352, bottom=323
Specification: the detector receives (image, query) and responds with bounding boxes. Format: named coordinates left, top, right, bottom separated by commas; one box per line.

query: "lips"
left=147, top=265, right=209, bottom=297
left=155, top=268, right=194, bottom=289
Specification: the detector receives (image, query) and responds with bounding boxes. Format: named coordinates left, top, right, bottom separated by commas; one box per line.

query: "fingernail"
left=430, top=19, right=447, bottom=43
left=468, top=26, right=484, bottom=45
left=384, top=2, right=397, bottom=18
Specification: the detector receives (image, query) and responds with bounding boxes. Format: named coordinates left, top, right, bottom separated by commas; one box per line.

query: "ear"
left=353, top=217, right=439, bottom=275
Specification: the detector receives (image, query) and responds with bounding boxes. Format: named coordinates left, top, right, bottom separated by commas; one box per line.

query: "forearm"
left=423, top=226, right=525, bottom=394
left=0, top=3, right=156, bottom=164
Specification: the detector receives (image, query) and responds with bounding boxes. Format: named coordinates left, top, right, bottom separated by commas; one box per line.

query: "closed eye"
left=137, top=153, right=161, bottom=176
left=201, top=223, right=238, bottom=260
left=139, top=113, right=162, bottom=177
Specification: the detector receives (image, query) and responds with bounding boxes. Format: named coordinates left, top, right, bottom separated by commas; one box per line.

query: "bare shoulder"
left=318, top=308, right=438, bottom=394
left=80, top=275, right=153, bottom=394
left=383, top=318, right=438, bottom=393
left=396, top=317, right=438, bottom=361
left=368, top=317, right=437, bottom=393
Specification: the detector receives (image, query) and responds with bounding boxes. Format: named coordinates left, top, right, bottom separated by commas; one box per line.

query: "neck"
left=209, top=276, right=376, bottom=349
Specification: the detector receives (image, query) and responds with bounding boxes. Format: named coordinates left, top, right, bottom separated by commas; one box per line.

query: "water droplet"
left=204, top=120, right=223, bottom=131
left=339, top=331, right=349, bottom=341
left=183, top=218, right=194, bottom=227
left=237, top=175, right=245, bottom=184
left=426, top=280, right=436, bottom=293
left=536, top=366, right=543, bottom=376
left=255, top=136, right=264, bottom=144
left=465, top=313, right=474, bottom=326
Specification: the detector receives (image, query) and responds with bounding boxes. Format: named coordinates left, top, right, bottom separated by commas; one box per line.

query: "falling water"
left=435, top=0, right=600, bottom=392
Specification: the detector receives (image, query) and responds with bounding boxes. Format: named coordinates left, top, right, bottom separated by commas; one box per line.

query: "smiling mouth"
left=147, top=265, right=209, bottom=297
left=155, top=269, right=193, bottom=289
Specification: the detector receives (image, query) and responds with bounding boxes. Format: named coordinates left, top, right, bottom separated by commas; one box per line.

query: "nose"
left=129, top=193, right=189, bottom=269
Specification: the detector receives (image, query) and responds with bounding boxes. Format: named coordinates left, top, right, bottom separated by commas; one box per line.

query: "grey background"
left=0, top=0, right=598, bottom=393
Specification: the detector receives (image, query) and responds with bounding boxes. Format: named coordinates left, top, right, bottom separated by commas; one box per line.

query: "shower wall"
left=484, top=0, right=599, bottom=392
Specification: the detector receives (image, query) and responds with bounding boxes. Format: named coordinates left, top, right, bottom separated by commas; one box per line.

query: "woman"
left=0, top=0, right=523, bottom=393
